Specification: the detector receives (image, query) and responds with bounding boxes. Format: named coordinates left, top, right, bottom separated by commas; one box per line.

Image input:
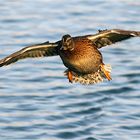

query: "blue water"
left=0, top=0, right=140, bottom=140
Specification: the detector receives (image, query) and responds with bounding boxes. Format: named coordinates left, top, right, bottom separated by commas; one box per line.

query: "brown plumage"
left=59, top=36, right=110, bottom=84
left=59, top=37, right=103, bottom=74
left=0, top=29, right=140, bottom=85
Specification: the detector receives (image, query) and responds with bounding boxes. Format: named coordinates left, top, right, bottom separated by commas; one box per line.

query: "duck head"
left=60, top=34, right=75, bottom=51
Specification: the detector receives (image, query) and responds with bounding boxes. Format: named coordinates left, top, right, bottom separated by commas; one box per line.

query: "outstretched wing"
left=0, top=41, right=60, bottom=67
left=86, top=29, right=140, bottom=49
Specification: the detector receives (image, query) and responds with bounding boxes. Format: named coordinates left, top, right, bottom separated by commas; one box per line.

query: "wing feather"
left=86, top=29, right=140, bottom=48
left=0, top=41, right=60, bottom=67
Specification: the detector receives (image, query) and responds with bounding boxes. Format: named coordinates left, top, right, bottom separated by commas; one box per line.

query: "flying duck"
left=0, top=29, right=140, bottom=84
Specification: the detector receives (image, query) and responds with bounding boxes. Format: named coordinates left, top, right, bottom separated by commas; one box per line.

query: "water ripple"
left=0, top=0, right=140, bottom=140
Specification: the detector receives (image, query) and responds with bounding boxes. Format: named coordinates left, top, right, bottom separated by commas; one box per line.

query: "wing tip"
left=110, top=29, right=140, bottom=36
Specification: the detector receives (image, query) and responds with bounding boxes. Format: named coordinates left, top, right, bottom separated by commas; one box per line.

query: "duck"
left=0, top=29, right=140, bottom=85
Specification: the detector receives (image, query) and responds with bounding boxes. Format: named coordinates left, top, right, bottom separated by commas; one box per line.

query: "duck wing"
left=86, top=29, right=140, bottom=49
left=0, top=41, right=61, bottom=67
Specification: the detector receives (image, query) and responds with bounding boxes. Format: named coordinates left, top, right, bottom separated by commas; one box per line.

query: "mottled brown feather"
left=59, top=37, right=103, bottom=74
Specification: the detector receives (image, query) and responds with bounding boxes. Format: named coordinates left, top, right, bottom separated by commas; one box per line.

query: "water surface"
left=0, top=0, right=140, bottom=140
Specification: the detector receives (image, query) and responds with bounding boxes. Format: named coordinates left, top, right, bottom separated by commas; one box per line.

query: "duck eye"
left=62, top=35, right=71, bottom=42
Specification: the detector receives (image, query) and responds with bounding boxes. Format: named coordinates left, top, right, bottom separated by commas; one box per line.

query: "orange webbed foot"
left=68, top=70, right=73, bottom=83
left=64, top=70, right=73, bottom=83
left=100, top=64, right=112, bottom=81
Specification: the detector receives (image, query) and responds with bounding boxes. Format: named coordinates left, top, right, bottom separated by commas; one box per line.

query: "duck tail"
left=64, top=64, right=112, bottom=85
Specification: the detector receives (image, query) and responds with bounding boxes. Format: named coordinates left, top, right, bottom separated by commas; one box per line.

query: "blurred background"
left=0, top=0, right=140, bottom=140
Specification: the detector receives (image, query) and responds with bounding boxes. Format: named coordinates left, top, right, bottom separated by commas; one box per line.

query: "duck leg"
left=64, top=69, right=73, bottom=83
left=100, top=64, right=112, bottom=81
left=67, top=70, right=73, bottom=83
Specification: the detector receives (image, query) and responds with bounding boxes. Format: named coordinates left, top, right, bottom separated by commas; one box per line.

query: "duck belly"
left=61, top=53, right=103, bottom=74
